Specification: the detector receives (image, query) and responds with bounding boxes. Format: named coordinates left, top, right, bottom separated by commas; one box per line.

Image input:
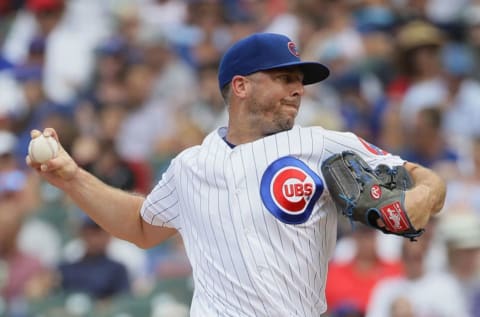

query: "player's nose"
left=291, top=81, right=304, bottom=97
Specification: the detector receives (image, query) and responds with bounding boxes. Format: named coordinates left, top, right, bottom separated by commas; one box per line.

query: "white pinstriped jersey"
left=141, top=125, right=404, bottom=317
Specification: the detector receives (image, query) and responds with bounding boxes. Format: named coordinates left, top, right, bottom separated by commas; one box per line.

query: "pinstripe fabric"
left=141, top=125, right=404, bottom=316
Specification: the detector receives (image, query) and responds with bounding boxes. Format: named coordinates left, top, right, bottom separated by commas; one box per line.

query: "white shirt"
left=2, top=2, right=108, bottom=105
left=366, top=272, right=469, bottom=317
left=401, top=78, right=480, bottom=144
left=400, top=78, right=445, bottom=126
left=116, top=100, right=175, bottom=161
left=141, top=125, right=404, bottom=317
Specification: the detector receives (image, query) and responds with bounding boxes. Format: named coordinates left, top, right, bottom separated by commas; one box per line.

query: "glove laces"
left=339, top=193, right=357, bottom=229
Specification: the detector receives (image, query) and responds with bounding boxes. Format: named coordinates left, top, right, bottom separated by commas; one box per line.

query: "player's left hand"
left=321, top=151, right=424, bottom=240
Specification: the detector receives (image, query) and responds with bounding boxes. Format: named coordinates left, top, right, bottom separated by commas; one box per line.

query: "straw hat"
left=396, top=20, right=444, bottom=51
left=437, top=211, right=480, bottom=249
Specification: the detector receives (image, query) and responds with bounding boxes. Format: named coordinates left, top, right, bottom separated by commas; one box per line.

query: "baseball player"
left=27, top=33, right=446, bottom=316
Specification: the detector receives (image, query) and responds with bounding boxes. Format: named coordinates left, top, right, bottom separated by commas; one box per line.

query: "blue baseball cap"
left=96, top=37, right=127, bottom=56
left=218, top=33, right=330, bottom=89
left=13, top=65, right=43, bottom=83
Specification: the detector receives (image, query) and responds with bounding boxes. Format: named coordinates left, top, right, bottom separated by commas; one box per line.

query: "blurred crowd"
left=0, top=0, right=480, bottom=316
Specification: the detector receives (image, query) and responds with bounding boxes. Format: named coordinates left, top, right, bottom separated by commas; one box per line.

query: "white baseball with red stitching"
left=28, top=134, right=59, bottom=163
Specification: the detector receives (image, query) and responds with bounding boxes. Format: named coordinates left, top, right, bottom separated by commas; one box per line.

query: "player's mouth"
left=283, top=103, right=300, bottom=112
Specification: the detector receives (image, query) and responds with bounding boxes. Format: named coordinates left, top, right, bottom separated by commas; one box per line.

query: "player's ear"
left=231, top=75, right=249, bottom=98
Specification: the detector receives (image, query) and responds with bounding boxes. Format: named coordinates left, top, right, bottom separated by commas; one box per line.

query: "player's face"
left=245, top=68, right=304, bottom=135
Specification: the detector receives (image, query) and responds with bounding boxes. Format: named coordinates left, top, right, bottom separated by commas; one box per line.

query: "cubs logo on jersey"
left=260, top=156, right=323, bottom=224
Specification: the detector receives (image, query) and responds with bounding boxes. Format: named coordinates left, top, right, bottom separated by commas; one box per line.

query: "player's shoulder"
left=174, top=144, right=201, bottom=161
left=267, top=125, right=358, bottom=151
left=172, top=128, right=221, bottom=162
left=296, top=125, right=356, bottom=139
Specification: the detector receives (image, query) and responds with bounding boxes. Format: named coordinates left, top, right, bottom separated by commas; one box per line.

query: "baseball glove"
left=321, top=151, right=424, bottom=240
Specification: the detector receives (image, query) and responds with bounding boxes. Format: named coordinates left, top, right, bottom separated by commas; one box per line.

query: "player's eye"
left=277, top=73, right=303, bottom=84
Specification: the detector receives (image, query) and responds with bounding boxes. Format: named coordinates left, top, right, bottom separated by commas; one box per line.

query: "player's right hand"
left=26, top=128, right=79, bottom=189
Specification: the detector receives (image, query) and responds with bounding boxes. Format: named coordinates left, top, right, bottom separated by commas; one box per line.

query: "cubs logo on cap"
left=260, top=156, right=323, bottom=224
left=287, top=42, right=299, bottom=57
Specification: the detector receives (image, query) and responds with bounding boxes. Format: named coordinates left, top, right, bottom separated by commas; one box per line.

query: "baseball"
left=28, top=134, right=59, bottom=163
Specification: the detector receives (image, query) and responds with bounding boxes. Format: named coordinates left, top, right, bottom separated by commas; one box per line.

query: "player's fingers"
left=38, top=153, right=78, bottom=180
left=26, top=155, right=43, bottom=173
left=26, top=155, right=33, bottom=167
left=37, top=161, right=58, bottom=174
left=376, top=218, right=385, bottom=228
left=39, top=154, right=65, bottom=172
left=27, top=155, right=54, bottom=172
left=42, top=127, right=67, bottom=154
left=43, top=127, right=59, bottom=142
left=41, top=152, right=77, bottom=175
left=30, top=129, right=42, bottom=138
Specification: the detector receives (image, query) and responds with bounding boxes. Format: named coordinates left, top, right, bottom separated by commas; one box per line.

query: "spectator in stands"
left=57, top=215, right=130, bottom=299
left=326, top=224, right=403, bottom=316
left=0, top=131, right=46, bottom=315
left=2, top=0, right=102, bottom=104
left=383, top=20, right=444, bottom=152
left=400, top=106, right=459, bottom=179
left=188, top=61, right=227, bottom=134
left=366, top=236, right=469, bottom=317
left=86, top=36, right=130, bottom=101
left=139, top=29, right=197, bottom=111
left=114, top=62, right=172, bottom=193
left=87, top=140, right=135, bottom=191
left=393, top=19, right=444, bottom=97
left=10, top=65, right=64, bottom=165
left=439, top=43, right=480, bottom=151
left=438, top=211, right=480, bottom=317
left=444, top=135, right=480, bottom=215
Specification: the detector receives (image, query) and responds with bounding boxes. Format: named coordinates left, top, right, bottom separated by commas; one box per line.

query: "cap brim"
left=258, top=61, right=330, bottom=85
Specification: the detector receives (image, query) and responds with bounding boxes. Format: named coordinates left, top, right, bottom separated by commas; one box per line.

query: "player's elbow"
left=431, top=177, right=447, bottom=214
left=425, top=168, right=447, bottom=215
left=405, top=162, right=447, bottom=214
left=113, top=233, right=153, bottom=250
left=132, top=239, right=154, bottom=250
left=127, top=230, right=156, bottom=250
left=133, top=235, right=174, bottom=250
left=419, top=175, right=446, bottom=216
left=135, top=219, right=178, bottom=249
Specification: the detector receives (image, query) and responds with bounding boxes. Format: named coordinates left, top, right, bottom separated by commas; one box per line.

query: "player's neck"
left=226, top=110, right=265, bottom=145
left=226, top=102, right=292, bottom=145
left=225, top=127, right=261, bottom=145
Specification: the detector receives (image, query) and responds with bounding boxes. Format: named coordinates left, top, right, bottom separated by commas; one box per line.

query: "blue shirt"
left=58, top=254, right=130, bottom=299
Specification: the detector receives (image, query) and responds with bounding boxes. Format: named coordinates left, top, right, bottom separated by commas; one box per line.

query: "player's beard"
left=247, top=97, right=297, bottom=136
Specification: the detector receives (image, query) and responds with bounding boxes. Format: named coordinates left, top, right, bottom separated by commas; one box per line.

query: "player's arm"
left=62, top=168, right=177, bottom=248
left=402, top=161, right=446, bottom=229
left=27, top=129, right=177, bottom=249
